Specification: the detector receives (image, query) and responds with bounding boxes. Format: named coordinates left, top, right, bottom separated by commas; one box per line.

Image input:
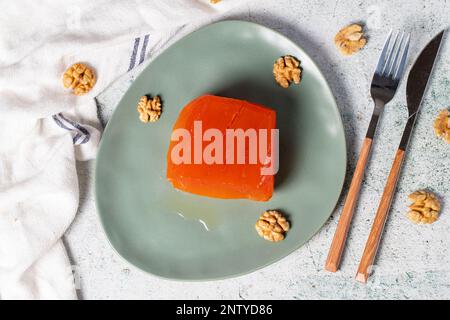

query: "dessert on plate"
left=167, top=95, right=277, bottom=201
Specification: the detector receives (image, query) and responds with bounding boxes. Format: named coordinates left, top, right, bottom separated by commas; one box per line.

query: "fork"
left=325, top=31, right=410, bottom=272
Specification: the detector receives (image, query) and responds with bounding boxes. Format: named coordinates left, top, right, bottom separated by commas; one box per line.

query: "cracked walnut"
left=407, top=190, right=441, bottom=224
left=334, top=24, right=367, bottom=56
left=255, top=210, right=290, bottom=242
left=137, top=95, right=162, bottom=123
left=273, top=55, right=302, bottom=88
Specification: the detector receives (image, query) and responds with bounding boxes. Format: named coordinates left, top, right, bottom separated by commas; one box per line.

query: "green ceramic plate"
left=95, top=20, right=346, bottom=280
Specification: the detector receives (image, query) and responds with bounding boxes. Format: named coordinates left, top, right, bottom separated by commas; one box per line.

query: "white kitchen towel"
left=0, top=0, right=241, bottom=300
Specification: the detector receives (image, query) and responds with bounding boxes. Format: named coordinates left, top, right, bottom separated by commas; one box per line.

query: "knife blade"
left=400, top=30, right=445, bottom=150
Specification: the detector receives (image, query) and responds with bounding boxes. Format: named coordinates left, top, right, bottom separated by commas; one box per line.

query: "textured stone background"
left=66, top=0, right=450, bottom=299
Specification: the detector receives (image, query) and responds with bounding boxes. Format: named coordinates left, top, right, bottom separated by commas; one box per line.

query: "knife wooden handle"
left=356, top=148, right=405, bottom=283
left=325, top=137, right=373, bottom=272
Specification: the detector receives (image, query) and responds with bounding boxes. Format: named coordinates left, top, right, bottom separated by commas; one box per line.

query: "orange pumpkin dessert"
left=166, top=95, right=277, bottom=201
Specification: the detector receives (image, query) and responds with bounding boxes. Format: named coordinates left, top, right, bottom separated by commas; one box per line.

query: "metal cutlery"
left=356, top=30, right=445, bottom=283
left=325, top=30, right=411, bottom=272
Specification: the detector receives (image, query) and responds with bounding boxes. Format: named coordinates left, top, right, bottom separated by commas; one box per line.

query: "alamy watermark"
left=170, top=121, right=279, bottom=175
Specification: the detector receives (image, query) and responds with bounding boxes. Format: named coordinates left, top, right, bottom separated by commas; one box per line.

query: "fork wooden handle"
left=325, top=137, right=373, bottom=272
left=356, top=148, right=405, bottom=283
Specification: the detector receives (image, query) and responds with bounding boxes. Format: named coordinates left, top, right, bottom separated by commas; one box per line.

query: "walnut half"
left=407, top=190, right=441, bottom=224
left=62, top=63, right=96, bottom=96
left=255, top=210, right=290, bottom=242
left=334, top=24, right=367, bottom=56
left=273, top=56, right=302, bottom=88
left=137, top=95, right=162, bottom=123
left=433, top=109, right=450, bottom=143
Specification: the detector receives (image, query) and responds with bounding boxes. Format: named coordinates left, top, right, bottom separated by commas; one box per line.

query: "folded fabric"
left=0, top=0, right=241, bottom=300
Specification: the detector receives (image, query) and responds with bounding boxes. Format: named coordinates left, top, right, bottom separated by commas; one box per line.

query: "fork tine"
left=375, top=30, right=393, bottom=74
left=393, top=33, right=410, bottom=81
left=381, top=31, right=400, bottom=75
left=387, top=32, right=405, bottom=77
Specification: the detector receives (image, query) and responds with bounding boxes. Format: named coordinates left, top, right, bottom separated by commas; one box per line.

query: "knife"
left=355, top=30, right=445, bottom=283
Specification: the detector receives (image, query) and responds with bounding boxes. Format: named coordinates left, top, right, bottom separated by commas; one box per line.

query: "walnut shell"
left=62, top=63, right=96, bottom=96
left=407, top=190, right=441, bottom=224
left=255, top=210, right=290, bottom=242
left=137, top=95, right=162, bottom=123
left=273, top=55, right=302, bottom=88
left=433, top=109, right=450, bottom=143
left=334, top=24, right=367, bottom=56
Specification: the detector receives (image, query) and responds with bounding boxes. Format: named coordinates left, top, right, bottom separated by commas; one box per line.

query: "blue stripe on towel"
left=58, top=113, right=90, bottom=136
left=127, top=37, right=140, bottom=71
left=72, top=132, right=82, bottom=144
left=52, top=113, right=91, bottom=145
left=139, top=34, right=150, bottom=65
